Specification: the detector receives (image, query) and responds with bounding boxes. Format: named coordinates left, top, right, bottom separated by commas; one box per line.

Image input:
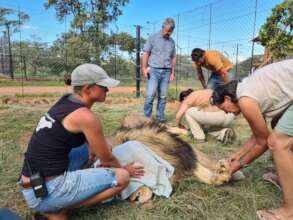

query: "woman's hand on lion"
left=228, top=151, right=242, bottom=164
left=228, top=153, right=243, bottom=174
left=123, top=162, right=145, bottom=178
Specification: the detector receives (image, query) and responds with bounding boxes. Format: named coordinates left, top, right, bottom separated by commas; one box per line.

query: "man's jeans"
left=207, top=72, right=224, bottom=90
left=207, top=68, right=236, bottom=90
left=144, top=67, right=170, bottom=121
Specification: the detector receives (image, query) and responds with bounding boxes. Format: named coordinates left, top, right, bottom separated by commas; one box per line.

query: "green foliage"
left=258, top=0, right=293, bottom=58
left=108, top=32, right=146, bottom=54
left=45, top=0, right=129, bottom=63
left=0, top=7, right=29, bottom=33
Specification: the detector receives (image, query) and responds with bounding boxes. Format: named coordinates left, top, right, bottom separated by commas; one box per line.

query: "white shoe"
left=218, top=128, right=234, bottom=144
left=231, top=170, right=246, bottom=181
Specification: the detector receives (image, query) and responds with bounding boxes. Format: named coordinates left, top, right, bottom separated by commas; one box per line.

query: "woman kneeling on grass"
left=210, top=59, right=293, bottom=220
left=18, top=63, right=144, bottom=220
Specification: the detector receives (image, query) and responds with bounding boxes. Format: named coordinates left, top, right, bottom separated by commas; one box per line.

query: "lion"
left=109, top=116, right=236, bottom=204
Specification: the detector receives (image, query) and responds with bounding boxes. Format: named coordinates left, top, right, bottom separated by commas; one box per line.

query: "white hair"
left=162, top=18, right=175, bottom=31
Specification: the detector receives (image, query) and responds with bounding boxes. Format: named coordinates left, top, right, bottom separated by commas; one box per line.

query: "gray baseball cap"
left=71, top=63, right=120, bottom=87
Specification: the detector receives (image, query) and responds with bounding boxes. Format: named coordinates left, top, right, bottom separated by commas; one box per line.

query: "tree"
left=0, top=8, right=29, bottom=33
left=258, top=0, right=293, bottom=59
left=107, top=32, right=146, bottom=54
left=0, top=7, right=30, bottom=78
left=45, top=0, right=129, bottom=64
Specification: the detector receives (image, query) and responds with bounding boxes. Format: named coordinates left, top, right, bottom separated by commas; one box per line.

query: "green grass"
left=0, top=94, right=281, bottom=220
left=0, top=78, right=65, bottom=87
left=0, top=77, right=201, bottom=88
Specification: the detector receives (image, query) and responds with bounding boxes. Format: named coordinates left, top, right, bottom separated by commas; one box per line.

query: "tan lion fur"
left=110, top=115, right=232, bottom=186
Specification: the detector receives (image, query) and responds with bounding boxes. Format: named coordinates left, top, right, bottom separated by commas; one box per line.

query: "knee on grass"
left=115, top=168, right=130, bottom=188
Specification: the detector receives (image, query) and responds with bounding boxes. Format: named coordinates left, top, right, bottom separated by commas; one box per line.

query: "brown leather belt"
left=20, top=176, right=58, bottom=189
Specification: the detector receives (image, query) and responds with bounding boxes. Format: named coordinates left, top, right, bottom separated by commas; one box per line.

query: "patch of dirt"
left=105, top=97, right=143, bottom=105
left=0, top=86, right=141, bottom=95
left=1, top=97, right=57, bottom=106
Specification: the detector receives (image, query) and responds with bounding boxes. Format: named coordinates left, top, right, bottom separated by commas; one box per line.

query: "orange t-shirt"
left=183, top=89, right=220, bottom=112
left=198, top=50, right=233, bottom=73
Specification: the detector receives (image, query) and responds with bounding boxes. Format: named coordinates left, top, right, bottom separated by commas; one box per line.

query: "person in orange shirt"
left=191, top=48, right=234, bottom=89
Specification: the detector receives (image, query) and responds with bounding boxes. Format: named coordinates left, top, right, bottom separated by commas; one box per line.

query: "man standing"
left=191, top=48, right=233, bottom=89
left=143, top=18, right=176, bottom=122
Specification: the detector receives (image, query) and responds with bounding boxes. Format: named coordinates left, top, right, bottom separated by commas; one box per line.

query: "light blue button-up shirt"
left=143, top=32, right=176, bottom=69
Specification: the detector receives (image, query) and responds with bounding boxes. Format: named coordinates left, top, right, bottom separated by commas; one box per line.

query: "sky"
left=0, top=0, right=284, bottom=59
left=0, top=0, right=218, bottom=42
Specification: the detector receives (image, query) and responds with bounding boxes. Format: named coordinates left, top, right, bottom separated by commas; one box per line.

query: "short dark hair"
left=73, top=83, right=96, bottom=95
left=179, top=89, right=194, bottom=102
left=191, top=48, right=205, bottom=62
left=210, top=80, right=239, bottom=105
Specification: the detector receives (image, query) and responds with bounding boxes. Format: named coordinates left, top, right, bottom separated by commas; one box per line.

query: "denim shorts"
left=19, top=144, right=117, bottom=213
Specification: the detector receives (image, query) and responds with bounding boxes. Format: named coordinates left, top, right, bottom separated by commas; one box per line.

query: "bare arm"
left=175, top=102, right=189, bottom=128
left=80, top=110, right=122, bottom=168
left=192, top=62, right=206, bottom=88
left=217, top=67, right=229, bottom=83
left=229, top=97, right=269, bottom=173
left=64, top=108, right=121, bottom=168
left=170, top=56, right=176, bottom=81
left=142, top=52, right=150, bottom=79
left=63, top=108, right=144, bottom=177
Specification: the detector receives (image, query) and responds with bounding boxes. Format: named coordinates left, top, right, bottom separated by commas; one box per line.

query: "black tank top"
left=21, top=94, right=86, bottom=177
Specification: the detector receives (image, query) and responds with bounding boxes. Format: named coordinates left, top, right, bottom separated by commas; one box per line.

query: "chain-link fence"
left=0, top=0, right=285, bottom=89
left=140, top=0, right=286, bottom=88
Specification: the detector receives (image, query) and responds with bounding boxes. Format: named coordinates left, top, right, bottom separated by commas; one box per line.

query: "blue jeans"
left=144, top=67, right=170, bottom=121
left=207, top=69, right=236, bottom=90
left=207, top=72, right=224, bottom=90
left=0, top=208, right=22, bottom=220
left=19, top=144, right=117, bottom=213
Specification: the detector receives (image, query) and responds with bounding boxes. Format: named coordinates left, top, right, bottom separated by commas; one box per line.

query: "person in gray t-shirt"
left=210, top=59, right=293, bottom=220
left=142, top=18, right=176, bottom=122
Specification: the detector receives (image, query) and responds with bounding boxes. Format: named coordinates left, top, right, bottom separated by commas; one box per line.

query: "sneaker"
left=231, top=170, right=246, bottom=181
left=218, top=128, right=234, bottom=144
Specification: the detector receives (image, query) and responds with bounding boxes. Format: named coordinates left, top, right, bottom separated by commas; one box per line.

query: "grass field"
left=0, top=90, right=282, bottom=220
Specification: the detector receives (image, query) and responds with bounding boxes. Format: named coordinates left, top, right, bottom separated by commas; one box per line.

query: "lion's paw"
left=129, top=186, right=153, bottom=204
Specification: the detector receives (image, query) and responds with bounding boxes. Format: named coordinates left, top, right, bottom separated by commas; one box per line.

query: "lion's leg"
left=192, top=162, right=216, bottom=185
left=193, top=147, right=220, bottom=171
left=192, top=148, right=232, bottom=185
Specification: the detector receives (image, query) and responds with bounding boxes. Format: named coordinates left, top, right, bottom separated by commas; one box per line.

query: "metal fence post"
left=235, top=43, right=239, bottom=79
left=6, top=23, right=14, bottom=79
left=135, top=25, right=141, bottom=98
left=250, top=0, right=258, bottom=74
left=176, top=14, right=180, bottom=99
